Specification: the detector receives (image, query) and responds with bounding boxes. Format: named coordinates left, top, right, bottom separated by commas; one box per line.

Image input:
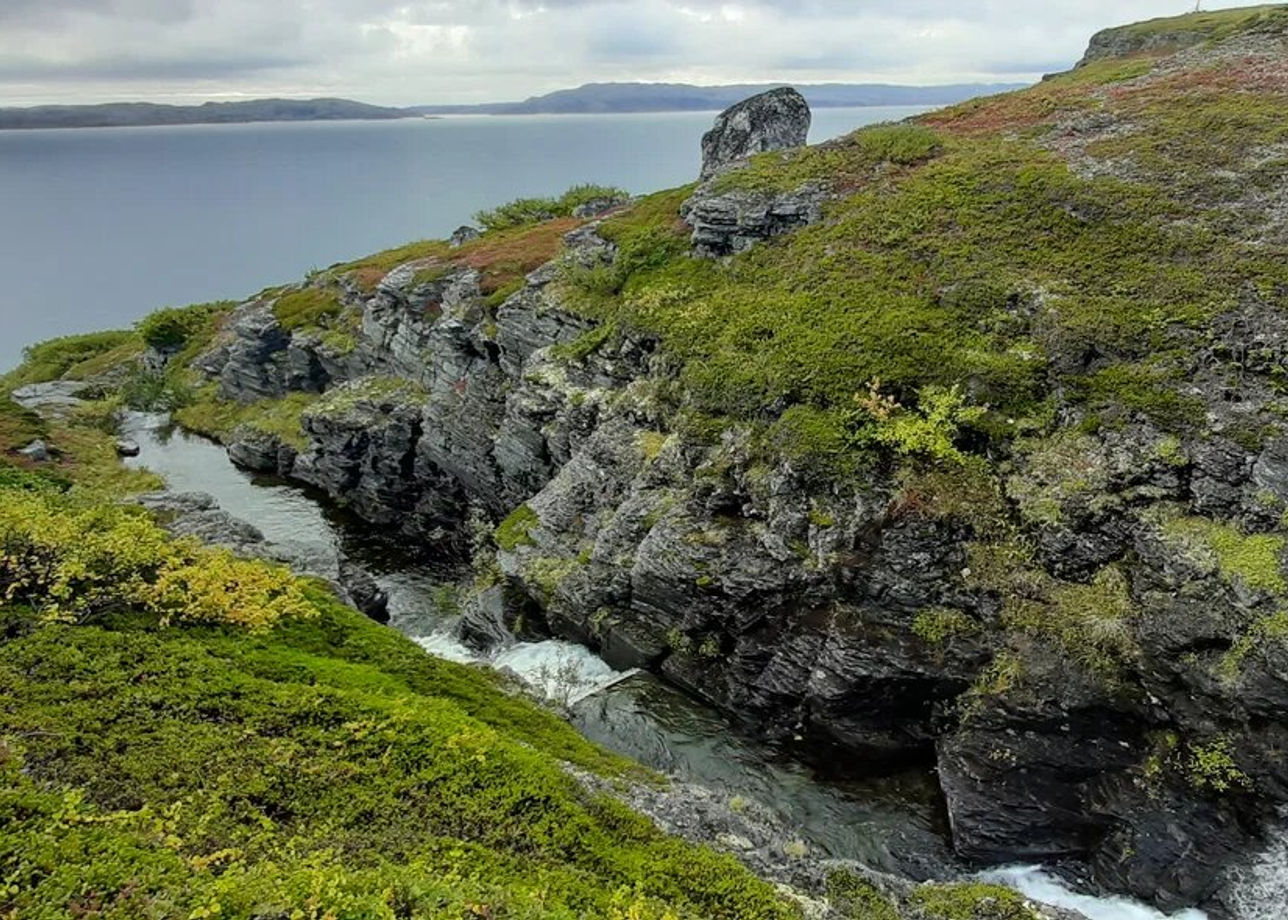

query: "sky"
left=0, top=1, right=1263, bottom=107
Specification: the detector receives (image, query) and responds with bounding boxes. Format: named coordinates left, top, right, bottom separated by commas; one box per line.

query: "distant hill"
left=0, top=82, right=1031, bottom=131
left=408, top=81, right=1030, bottom=115
left=0, top=98, right=414, bottom=130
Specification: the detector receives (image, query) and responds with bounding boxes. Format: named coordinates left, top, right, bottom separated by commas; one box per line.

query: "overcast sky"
left=0, top=1, right=1257, bottom=107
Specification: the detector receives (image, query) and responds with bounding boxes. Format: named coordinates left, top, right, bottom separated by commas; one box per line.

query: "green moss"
left=308, top=377, right=427, bottom=418
left=961, top=650, right=1026, bottom=719
left=1160, top=514, right=1287, bottom=594
left=911, top=882, right=1042, bottom=920
left=1002, top=565, right=1139, bottom=676
left=895, top=458, right=1010, bottom=537
left=524, top=556, right=581, bottom=601
left=551, top=320, right=618, bottom=362
left=1074, top=363, right=1206, bottom=431
left=912, top=607, right=980, bottom=646
left=1007, top=431, right=1109, bottom=526
left=175, top=390, right=320, bottom=451
left=807, top=507, right=836, bottom=528
left=637, top=430, right=669, bottom=461
left=496, top=504, right=539, bottom=552
left=825, top=870, right=899, bottom=920
left=272, top=286, right=345, bottom=332
left=1156, top=434, right=1189, bottom=468
left=1222, top=608, right=1288, bottom=678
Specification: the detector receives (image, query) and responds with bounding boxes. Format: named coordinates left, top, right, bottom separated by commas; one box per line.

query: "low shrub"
left=1, top=330, right=134, bottom=390
left=476, top=184, right=627, bottom=232
left=0, top=486, right=313, bottom=631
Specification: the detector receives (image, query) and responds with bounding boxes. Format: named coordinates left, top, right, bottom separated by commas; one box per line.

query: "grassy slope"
left=0, top=417, right=796, bottom=918
left=1, top=595, right=796, bottom=920
left=550, top=27, right=1288, bottom=470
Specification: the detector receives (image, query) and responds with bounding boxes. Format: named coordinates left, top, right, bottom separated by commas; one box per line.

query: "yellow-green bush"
left=0, top=488, right=312, bottom=631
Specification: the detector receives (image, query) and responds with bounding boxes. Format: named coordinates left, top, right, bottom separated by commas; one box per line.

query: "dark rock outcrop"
left=226, top=427, right=296, bottom=476
left=698, top=86, right=811, bottom=181
left=682, top=183, right=828, bottom=257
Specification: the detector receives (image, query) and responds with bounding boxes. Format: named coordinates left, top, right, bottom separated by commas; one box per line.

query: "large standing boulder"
left=699, top=87, right=811, bottom=181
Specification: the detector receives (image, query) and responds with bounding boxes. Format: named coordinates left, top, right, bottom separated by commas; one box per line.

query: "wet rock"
left=138, top=491, right=268, bottom=556
left=114, top=438, right=140, bottom=458
left=571, top=193, right=630, bottom=218
left=337, top=559, right=389, bottom=623
left=458, top=581, right=547, bottom=650
left=226, top=426, right=297, bottom=476
left=17, top=439, right=49, bottom=462
left=699, top=87, right=811, bottom=181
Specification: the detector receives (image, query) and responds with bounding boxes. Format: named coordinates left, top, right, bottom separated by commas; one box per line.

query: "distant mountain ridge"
left=0, top=98, right=412, bottom=130
left=0, top=81, right=1031, bottom=131
left=408, top=81, right=1030, bottom=115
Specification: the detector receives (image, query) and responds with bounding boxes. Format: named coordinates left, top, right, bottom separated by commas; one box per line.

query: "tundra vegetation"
left=7, top=5, right=1288, bottom=916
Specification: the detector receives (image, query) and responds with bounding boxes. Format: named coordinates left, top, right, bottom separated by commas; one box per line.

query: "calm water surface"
left=0, top=107, right=925, bottom=369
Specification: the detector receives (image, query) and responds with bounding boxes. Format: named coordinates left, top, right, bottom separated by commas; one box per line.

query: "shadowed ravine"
left=120, top=410, right=1269, bottom=919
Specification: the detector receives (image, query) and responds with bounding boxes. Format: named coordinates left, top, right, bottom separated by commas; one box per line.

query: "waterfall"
left=981, top=868, right=1207, bottom=920
left=1223, top=816, right=1288, bottom=920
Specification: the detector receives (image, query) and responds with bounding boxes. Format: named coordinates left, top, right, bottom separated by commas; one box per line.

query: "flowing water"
left=121, top=412, right=1281, bottom=919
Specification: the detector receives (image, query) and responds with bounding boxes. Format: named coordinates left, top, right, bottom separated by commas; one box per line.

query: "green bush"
left=855, top=123, right=942, bottom=164
left=1, top=330, right=134, bottom=390
left=476, top=184, right=628, bottom=232
left=0, top=485, right=314, bottom=630
left=136, top=305, right=211, bottom=350
left=119, top=367, right=194, bottom=411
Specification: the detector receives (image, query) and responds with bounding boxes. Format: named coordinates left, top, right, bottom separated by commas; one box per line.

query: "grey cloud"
left=0, top=0, right=1261, bottom=106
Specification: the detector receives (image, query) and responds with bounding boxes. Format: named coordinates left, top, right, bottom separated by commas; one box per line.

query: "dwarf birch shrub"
left=0, top=487, right=313, bottom=630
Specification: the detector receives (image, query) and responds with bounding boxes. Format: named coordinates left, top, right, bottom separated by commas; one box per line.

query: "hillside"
left=409, top=81, right=1029, bottom=115
left=6, top=4, right=1288, bottom=918
left=0, top=98, right=414, bottom=131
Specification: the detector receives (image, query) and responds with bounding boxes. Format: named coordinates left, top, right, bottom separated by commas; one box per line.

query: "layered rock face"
left=191, top=53, right=1288, bottom=917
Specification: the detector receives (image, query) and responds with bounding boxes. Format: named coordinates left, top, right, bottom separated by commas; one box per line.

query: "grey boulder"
left=17, top=439, right=49, bottom=462
left=699, top=87, right=811, bottom=181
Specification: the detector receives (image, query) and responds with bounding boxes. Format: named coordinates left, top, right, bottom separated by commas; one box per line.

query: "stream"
left=120, top=413, right=1269, bottom=920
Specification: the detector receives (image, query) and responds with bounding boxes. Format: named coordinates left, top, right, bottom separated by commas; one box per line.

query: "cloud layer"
left=0, top=1, right=1255, bottom=106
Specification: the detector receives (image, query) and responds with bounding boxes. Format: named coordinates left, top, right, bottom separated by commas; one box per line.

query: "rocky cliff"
left=117, top=11, right=1288, bottom=917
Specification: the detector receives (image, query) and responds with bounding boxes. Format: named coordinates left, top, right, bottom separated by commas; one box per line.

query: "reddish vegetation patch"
left=454, top=216, right=584, bottom=293
left=352, top=266, right=389, bottom=291
left=1110, top=56, right=1288, bottom=104
left=339, top=217, right=583, bottom=295
left=922, top=85, right=1096, bottom=137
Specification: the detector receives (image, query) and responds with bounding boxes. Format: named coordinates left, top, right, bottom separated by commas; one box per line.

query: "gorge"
left=7, top=5, right=1288, bottom=919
